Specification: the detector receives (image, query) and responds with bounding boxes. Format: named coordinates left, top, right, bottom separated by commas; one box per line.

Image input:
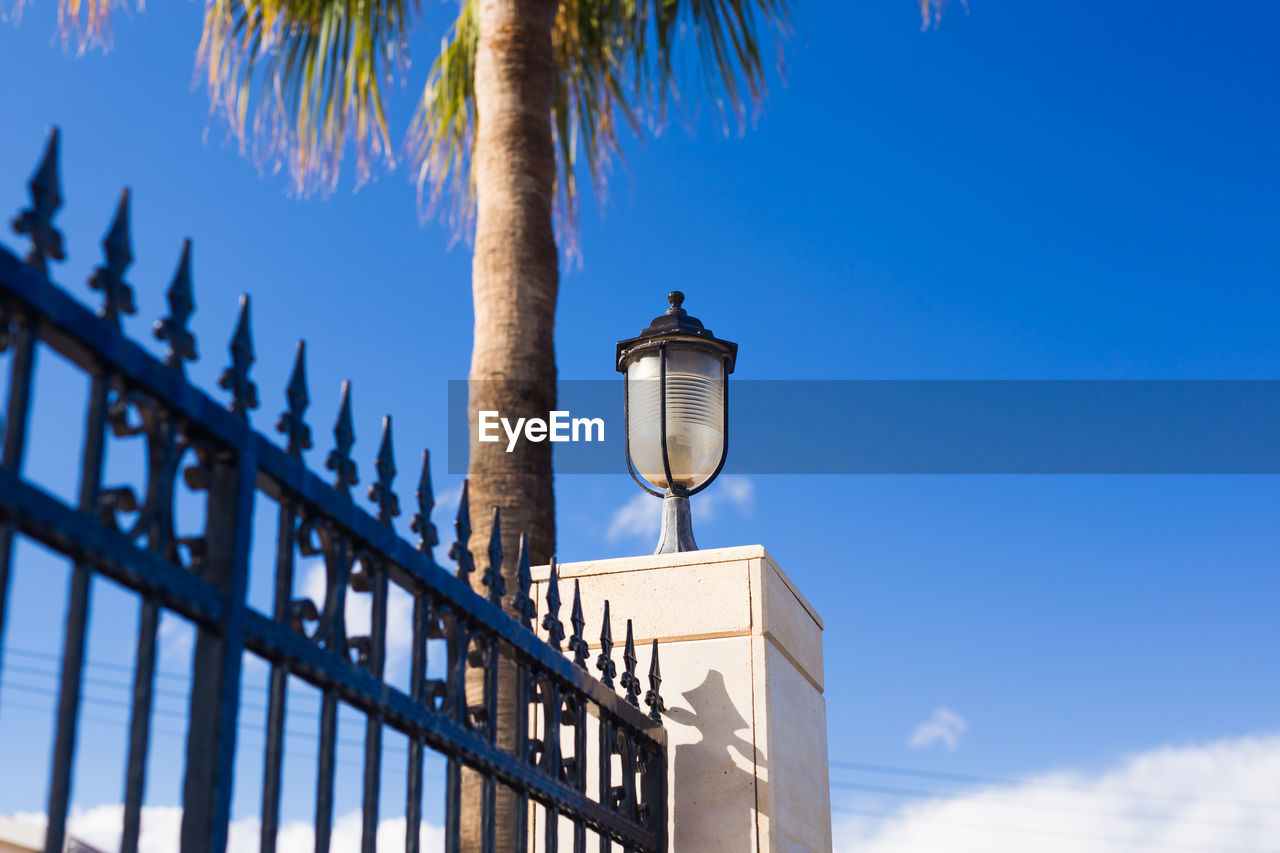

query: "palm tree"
left=55, top=0, right=792, bottom=846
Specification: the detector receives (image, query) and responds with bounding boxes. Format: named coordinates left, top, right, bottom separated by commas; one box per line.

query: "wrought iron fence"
left=0, top=129, right=667, bottom=853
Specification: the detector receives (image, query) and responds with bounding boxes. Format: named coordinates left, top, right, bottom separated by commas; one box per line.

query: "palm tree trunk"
left=464, top=0, right=560, bottom=848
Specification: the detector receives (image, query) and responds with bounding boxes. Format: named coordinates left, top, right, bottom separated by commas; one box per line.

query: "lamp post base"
left=655, top=493, right=698, bottom=554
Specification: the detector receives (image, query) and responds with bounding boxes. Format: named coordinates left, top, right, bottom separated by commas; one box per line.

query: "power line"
left=0, top=677, right=439, bottom=761
left=0, top=698, right=416, bottom=775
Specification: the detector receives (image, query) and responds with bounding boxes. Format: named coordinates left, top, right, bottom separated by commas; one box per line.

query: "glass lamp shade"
left=625, top=343, right=726, bottom=492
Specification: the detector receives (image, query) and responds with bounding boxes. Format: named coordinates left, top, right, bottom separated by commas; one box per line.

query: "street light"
left=617, top=291, right=737, bottom=553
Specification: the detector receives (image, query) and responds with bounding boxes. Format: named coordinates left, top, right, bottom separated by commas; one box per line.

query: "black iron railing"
left=0, top=129, right=667, bottom=853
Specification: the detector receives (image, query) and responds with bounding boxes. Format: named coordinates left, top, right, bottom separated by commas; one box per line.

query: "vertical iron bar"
left=481, top=634, right=498, bottom=853
left=261, top=494, right=298, bottom=853
left=573, top=697, right=588, bottom=853
left=621, top=737, right=638, bottom=830
left=543, top=680, right=561, bottom=853
left=544, top=801, right=559, bottom=853
left=0, top=317, right=38, bottom=713
left=597, top=715, right=612, bottom=853
left=315, top=690, right=338, bottom=853
left=512, top=659, right=529, bottom=853
left=179, top=446, right=256, bottom=853
left=405, top=593, right=428, bottom=853
left=120, top=598, right=159, bottom=853
left=444, top=754, right=461, bottom=853
left=44, top=562, right=92, bottom=853
left=644, top=742, right=668, bottom=853
left=123, top=421, right=180, bottom=853
left=444, top=615, right=463, bottom=853
left=360, top=561, right=388, bottom=853
left=314, top=530, right=349, bottom=853
left=358, top=712, right=384, bottom=853
left=44, top=359, right=108, bottom=853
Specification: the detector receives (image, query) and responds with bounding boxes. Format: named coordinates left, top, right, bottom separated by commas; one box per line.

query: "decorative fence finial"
left=596, top=600, right=616, bottom=688
left=218, top=295, right=259, bottom=416
left=448, top=480, right=474, bottom=580
left=88, top=188, right=136, bottom=324
left=542, top=556, right=564, bottom=651
left=409, top=450, right=438, bottom=553
left=568, top=579, right=589, bottom=669
left=326, top=380, right=358, bottom=495
left=12, top=128, right=66, bottom=275
left=153, top=240, right=197, bottom=371
left=276, top=341, right=312, bottom=457
left=369, top=416, right=399, bottom=524
left=644, top=639, right=665, bottom=721
left=512, top=532, right=536, bottom=629
left=620, top=619, right=641, bottom=706
left=482, top=507, right=505, bottom=604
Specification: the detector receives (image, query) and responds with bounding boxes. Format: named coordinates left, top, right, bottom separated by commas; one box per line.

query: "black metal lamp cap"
left=616, top=291, right=738, bottom=373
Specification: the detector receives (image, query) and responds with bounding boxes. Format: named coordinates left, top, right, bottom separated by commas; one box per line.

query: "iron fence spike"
left=12, top=127, right=66, bottom=274
left=596, top=600, right=616, bottom=688
left=217, top=294, right=259, bottom=416
left=153, top=240, right=197, bottom=370
left=541, top=555, right=564, bottom=651
left=325, top=380, right=358, bottom=494
left=482, top=506, right=505, bottom=604
left=409, top=450, right=438, bottom=553
left=568, top=579, right=589, bottom=669
left=645, top=639, right=665, bottom=721
left=87, top=188, right=136, bottom=323
left=276, top=341, right=312, bottom=457
left=448, top=480, right=474, bottom=580
left=621, top=619, right=640, bottom=706
left=368, top=415, right=400, bottom=523
left=511, top=532, right=535, bottom=628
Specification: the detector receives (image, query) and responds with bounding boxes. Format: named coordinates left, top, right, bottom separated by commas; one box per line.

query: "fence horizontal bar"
left=242, top=612, right=661, bottom=850
left=0, top=467, right=223, bottom=625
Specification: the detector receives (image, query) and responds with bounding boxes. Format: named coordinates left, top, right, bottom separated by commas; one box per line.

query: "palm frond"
left=920, top=0, right=969, bottom=30
left=406, top=0, right=477, bottom=231
left=42, top=0, right=132, bottom=54
left=410, top=0, right=790, bottom=235
left=198, top=0, right=412, bottom=193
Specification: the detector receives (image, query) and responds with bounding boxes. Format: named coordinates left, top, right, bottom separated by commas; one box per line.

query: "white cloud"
left=700, top=476, right=754, bottom=520
left=5, top=806, right=443, bottom=853
left=835, top=732, right=1280, bottom=853
left=606, top=492, right=660, bottom=542
left=157, top=612, right=194, bottom=665
left=433, top=484, right=465, bottom=520
left=605, top=476, right=755, bottom=543
left=909, top=707, right=967, bottom=751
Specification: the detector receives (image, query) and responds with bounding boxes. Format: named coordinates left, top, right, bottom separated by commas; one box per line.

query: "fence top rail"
left=0, top=163, right=665, bottom=744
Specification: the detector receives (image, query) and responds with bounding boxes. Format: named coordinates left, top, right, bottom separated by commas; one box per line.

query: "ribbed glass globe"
left=626, top=345, right=725, bottom=491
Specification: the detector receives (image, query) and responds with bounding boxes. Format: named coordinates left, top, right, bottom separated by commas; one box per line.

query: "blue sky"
left=1, top=0, right=1278, bottom=849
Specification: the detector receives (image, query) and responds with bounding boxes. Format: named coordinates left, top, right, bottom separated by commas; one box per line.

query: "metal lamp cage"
left=616, top=293, right=737, bottom=500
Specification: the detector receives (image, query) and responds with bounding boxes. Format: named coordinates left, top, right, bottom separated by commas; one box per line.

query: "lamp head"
left=617, top=292, right=737, bottom=505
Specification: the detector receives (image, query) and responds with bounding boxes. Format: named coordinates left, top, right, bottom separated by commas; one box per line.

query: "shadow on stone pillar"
left=667, top=670, right=768, bottom=852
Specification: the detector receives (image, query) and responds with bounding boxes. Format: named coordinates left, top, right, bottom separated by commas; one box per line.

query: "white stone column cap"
left=533, top=544, right=824, bottom=692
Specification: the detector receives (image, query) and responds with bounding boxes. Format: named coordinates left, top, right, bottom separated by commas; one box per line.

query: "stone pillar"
left=533, top=545, right=832, bottom=852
